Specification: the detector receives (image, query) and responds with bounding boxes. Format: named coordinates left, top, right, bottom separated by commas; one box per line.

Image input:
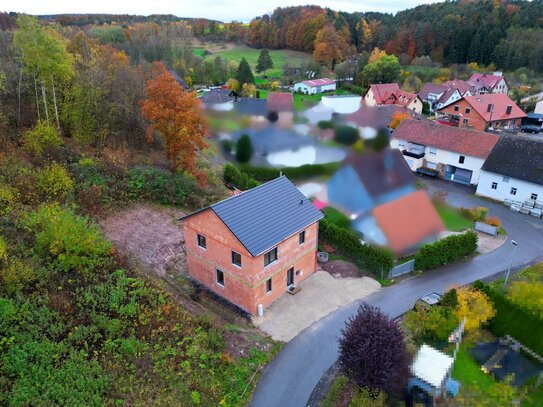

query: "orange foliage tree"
left=389, top=111, right=411, bottom=129
left=141, top=62, right=207, bottom=185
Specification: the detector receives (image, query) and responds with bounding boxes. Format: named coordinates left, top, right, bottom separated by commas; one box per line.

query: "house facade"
left=418, top=83, right=463, bottom=112
left=364, top=84, right=423, bottom=113
left=182, top=176, right=323, bottom=315
left=437, top=94, right=526, bottom=131
left=476, top=135, right=543, bottom=203
left=468, top=73, right=509, bottom=95
left=294, top=78, right=336, bottom=94
left=391, top=120, right=499, bottom=185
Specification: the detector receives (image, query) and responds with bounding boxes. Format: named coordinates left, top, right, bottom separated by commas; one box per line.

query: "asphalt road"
left=250, top=180, right=543, bottom=407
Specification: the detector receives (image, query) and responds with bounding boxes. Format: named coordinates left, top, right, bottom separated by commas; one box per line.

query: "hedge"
left=414, top=230, right=478, bottom=271
left=319, top=218, right=394, bottom=277
left=238, top=162, right=341, bottom=182
left=474, top=281, right=543, bottom=356
left=223, top=164, right=260, bottom=191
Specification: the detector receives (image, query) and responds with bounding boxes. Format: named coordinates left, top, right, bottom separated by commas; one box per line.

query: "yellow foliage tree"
left=226, top=78, right=240, bottom=93
left=241, top=83, right=256, bottom=98
left=453, top=287, right=495, bottom=331
left=271, top=81, right=280, bottom=91
left=509, top=281, right=543, bottom=318
left=368, top=47, right=387, bottom=64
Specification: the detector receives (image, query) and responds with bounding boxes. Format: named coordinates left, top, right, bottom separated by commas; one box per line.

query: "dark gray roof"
left=482, top=135, right=543, bottom=186
left=235, top=98, right=268, bottom=116
left=199, top=89, right=235, bottom=104
left=184, top=176, right=323, bottom=256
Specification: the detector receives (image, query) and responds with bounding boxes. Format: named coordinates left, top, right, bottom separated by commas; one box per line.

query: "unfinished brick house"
left=181, top=176, right=323, bottom=315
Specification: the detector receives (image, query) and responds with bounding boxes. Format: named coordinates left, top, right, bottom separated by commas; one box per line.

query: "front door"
left=287, top=268, right=294, bottom=288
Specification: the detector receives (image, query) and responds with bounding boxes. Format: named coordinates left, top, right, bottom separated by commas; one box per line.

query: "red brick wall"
left=183, top=210, right=319, bottom=315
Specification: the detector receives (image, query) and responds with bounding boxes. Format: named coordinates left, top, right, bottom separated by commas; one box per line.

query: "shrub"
left=126, top=166, right=193, bottom=206
left=221, top=139, right=234, bottom=153
left=0, top=183, right=17, bottom=215
left=319, top=218, right=394, bottom=276
left=485, top=216, right=501, bottom=227
left=0, top=258, right=37, bottom=294
left=454, top=286, right=495, bottom=331
left=223, top=164, right=260, bottom=191
left=460, top=206, right=489, bottom=222
left=441, top=288, right=459, bottom=308
left=317, top=120, right=334, bottom=130
left=403, top=305, right=458, bottom=341
left=334, top=125, right=359, bottom=145
left=36, top=163, right=74, bottom=201
left=235, top=135, right=253, bottom=163
left=24, top=205, right=112, bottom=276
left=239, top=162, right=341, bottom=182
left=414, top=230, right=478, bottom=271
left=339, top=303, right=410, bottom=394
left=22, top=120, right=63, bottom=156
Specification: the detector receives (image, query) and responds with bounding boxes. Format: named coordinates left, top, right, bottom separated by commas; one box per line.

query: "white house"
left=434, top=88, right=463, bottom=110
left=391, top=119, right=499, bottom=185
left=468, top=72, right=509, bottom=95
left=476, top=135, right=543, bottom=203
left=294, top=78, right=336, bottom=95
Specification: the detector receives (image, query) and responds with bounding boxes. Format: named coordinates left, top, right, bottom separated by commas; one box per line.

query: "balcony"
left=402, top=149, right=425, bottom=159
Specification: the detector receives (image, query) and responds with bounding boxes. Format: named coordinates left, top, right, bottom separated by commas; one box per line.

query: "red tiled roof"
left=418, top=83, right=448, bottom=100
left=373, top=190, right=444, bottom=255
left=266, top=92, right=293, bottom=112
left=394, top=90, right=419, bottom=107
left=442, top=79, right=473, bottom=96
left=468, top=73, right=503, bottom=90
left=369, top=83, right=400, bottom=104
left=301, top=78, right=335, bottom=87
left=463, top=94, right=526, bottom=122
left=393, top=119, right=499, bottom=158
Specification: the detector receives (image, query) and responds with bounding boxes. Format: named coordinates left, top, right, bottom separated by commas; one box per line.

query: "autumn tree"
left=339, top=303, right=410, bottom=395
left=256, top=50, right=273, bottom=73
left=454, top=286, right=495, bottom=331
left=313, top=24, right=353, bottom=69
left=361, top=53, right=402, bottom=86
left=226, top=78, right=240, bottom=93
left=235, top=58, right=254, bottom=86
left=389, top=111, right=411, bottom=129
left=141, top=62, right=207, bottom=185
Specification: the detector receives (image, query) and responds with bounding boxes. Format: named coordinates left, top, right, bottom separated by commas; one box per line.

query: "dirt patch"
left=99, top=204, right=186, bottom=278
left=321, top=260, right=365, bottom=278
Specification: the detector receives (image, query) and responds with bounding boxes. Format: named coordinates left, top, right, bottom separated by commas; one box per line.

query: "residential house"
left=391, top=119, right=499, bottom=185
left=370, top=190, right=445, bottom=255
left=294, top=78, right=336, bottom=94
left=181, top=176, right=324, bottom=315
left=327, top=149, right=416, bottom=217
left=418, top=83, right=463, bottom=112
left=476, top=135, right=543, bottom=203
left=266, top=92, right=294, bottom=125
left=199, top=89, right=236, bottom=111
left=468, top=72, right=509, bottom=95
left=442, top=79, right=474, bottom=97
left=364, top=83, right=423, bottom=113
left=437, top=94, right=526, bottom=131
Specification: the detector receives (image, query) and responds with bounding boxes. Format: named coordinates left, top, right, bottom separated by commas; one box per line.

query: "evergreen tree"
left=235, top=58, right=254, bottom=85
left=255, top=50, right=273, bottom=73
left=235, top=134, right=253, bottom=163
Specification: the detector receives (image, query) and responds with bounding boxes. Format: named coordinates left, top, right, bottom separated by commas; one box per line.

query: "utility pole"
left=504, top=240, right=519, bottom=285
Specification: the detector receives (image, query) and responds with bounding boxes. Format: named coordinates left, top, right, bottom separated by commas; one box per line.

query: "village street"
left=251, top=179, right=543, bottom=407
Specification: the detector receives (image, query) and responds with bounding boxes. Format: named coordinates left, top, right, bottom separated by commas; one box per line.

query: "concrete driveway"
left=251, top=178, right=543, bottom=407
left=252, top=270, right=380, bottom=342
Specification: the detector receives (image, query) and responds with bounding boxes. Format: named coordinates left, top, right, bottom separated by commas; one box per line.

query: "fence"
left=390, top=259, right=415, bottom=278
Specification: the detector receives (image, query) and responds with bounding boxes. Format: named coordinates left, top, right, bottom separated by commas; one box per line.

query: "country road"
left=250, top=179, right=543, bottom=407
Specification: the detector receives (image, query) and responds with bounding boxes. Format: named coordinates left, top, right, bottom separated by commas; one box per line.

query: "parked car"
left=521, top=125, right=540, bottom=134
left=414, top=292, right=442, bottom=309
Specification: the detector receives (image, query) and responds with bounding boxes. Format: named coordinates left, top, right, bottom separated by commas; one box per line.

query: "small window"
left=465, top=107, right=471, bottom=114
left=458, top=155, right=465, bottom=164
left=231, top=251, right=241, bottom=267
left=510, top=187, right=517, bottom=196
left=299, top=231, right=306, bottom=245
left=264, top=247, right=278, bottom=266
left=491, top=182, right=498, bottom=190
left=502, top=176, right=510, bottom=183
left=266, top=278, right=272, bottom=293
left=429, top=147, right=437, bottom=155
left=463, top=118, right=468, bottom=125
left=216, top=269, right=224, bottom=286
left=454, top=105, right=459, bottom=112
left=531, top=193, right=538, bottom=200
left=197, top=234, right=206, bottom=249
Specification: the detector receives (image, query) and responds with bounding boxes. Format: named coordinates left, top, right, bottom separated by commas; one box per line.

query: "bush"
left=0, top=258, right=37, bottom=295
left=485, top=216, right=501, bottom=227
left=221, top=139, right=234, bottom=154
left=24, top=205, right=112, bottom=276
left=339, top=304, right=410, bottom=394
left=223, top=164, right=260, bottom=191
left=36, top=163, right=74, bottom=201
left=415, top=230, right=478, bottom=271
left=460, top=206, right=489, bottom=222
left=22, top=120, right=63, bottom=156
left=334, top=125, right=359, bottom=145
left=239, top=162, right=341, bottom=182
left=319, top=218, right=394, bottom=276
left=403, top=304, right=458, bottom=341
left=0, top=183, right=17, bottom=215
left=317, top=120, right=334, bottom=130
left=235, top=134, right=253, bottom=163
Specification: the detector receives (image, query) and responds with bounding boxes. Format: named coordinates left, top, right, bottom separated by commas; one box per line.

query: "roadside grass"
left=321, top=375, right=350, bottom=407
left=323, top=207, right=351, bottom=229
left=435, top=202, right=473, bottom=231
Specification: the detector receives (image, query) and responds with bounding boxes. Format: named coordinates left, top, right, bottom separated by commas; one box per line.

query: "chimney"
left=487, top=103, right=493, bottom=113
left=506, top=105, right=512, bottom=115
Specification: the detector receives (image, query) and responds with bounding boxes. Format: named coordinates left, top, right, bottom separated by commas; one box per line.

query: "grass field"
left=194, top=42, right=313, bottom=79
left=323, top=207, right=351, bottom=229
left=434, top=202, right=474, bottom=231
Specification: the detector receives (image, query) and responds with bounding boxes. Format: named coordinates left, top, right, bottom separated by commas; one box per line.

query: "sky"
left=0, top=0, right=443, bottom=23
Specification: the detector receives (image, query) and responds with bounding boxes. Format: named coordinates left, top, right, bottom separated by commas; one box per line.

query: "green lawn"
left=323, top=207, right=351, bottom=229
left=206, top=44, right=313, bottom=79
left=435, top=202, right=473, bottom=231
left=293, top=89, right=355, bottom=110
left=452, top=347, right=496, bottom=392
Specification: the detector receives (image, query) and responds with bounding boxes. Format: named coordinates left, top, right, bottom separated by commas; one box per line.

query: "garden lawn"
left=293, top=89, right=355, bottom=110
left=323, top=207, right=351, bottom=229
left=452, top=346, right=495, bottom=392
left=435, top=202, right=473, bottom=231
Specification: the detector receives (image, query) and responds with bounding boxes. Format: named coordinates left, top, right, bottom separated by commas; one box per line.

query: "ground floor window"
left=216, top=269, right=224, bottom=286
left=531, top=193, right=538, bottom=200
left=266, top=278, right=272, bottom=294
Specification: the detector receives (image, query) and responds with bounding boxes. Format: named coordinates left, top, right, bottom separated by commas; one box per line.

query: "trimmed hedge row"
left=415, top=230, right=478, bottom=271
left=319, top=218, right=394, bottom=277
left=223, top=164, right=260, bottom=191
left=474, top=281, right=543, bottom=356
left=238, top=162, right=341, bottom=182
